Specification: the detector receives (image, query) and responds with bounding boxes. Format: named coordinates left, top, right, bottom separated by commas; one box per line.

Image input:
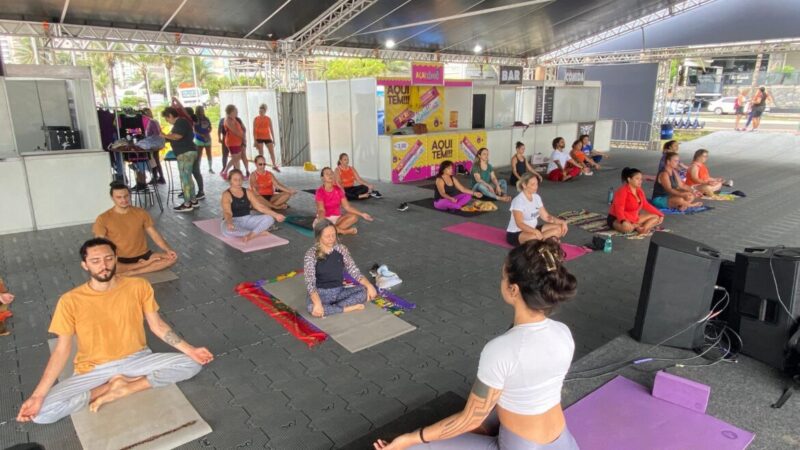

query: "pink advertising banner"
left=411, top=62, right=444, bottom=86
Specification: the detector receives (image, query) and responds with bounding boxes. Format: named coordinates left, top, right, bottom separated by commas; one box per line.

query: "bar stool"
left=164, top=152, right=183, bottom=205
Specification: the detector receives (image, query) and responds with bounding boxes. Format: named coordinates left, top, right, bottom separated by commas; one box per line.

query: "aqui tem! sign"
left=412, top=62, right=444, bottom=86
left=499, top=66, right=522, bottom=85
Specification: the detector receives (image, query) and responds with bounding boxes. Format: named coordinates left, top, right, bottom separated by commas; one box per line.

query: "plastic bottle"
left=603, top=237, right=613, bottom=253
left=607, top=187, right=614, bottom=205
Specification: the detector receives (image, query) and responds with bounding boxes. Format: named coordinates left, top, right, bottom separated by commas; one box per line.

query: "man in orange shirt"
left=253, top=103, right=280, bottom=172
left=17, top=238, right=213, bottom=424
left=0, top=276, right=15, bottom=337
left=93, top=182, right=178, bottom=276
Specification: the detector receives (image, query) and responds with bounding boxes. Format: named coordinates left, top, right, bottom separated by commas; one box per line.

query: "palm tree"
left=86, top=52, right=112, bottom=105
left=175, top=56, right=211, bottom=87
left=159, top=55, right=176, bottom=100
left=12, top=37, right=37, bottom=64
left=125, top=53, right=158, bottom=106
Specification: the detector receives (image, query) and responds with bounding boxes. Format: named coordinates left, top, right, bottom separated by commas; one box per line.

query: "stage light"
left=473, top=44, right=482, bottom=53
left=386, top=39, right=396, bottom=49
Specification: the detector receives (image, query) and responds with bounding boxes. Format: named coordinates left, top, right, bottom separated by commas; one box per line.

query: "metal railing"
left=611, top=120, right=654, bottom=150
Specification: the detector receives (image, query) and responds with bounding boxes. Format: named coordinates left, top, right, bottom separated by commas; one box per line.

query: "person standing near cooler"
left=253, top=104, right=279, bottom=172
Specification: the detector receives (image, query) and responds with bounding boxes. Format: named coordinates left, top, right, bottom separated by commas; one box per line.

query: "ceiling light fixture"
left=474, top=44, right=483, bottom=53
left=386, top=39, right=396, bottom=49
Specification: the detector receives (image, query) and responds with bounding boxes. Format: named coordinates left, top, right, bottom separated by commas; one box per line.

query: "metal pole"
left=31, top=37, right=40, bottom=64
left=750, top=53, right=763, bottom=93
left=191, top=56, right=198, bottom=87
left=649, top=59, right=670, bottom=150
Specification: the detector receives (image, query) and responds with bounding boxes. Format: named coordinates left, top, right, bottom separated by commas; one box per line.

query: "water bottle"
left=607, top=187, right=614, bottom=205
left=603, top=237, right=613, bottom=253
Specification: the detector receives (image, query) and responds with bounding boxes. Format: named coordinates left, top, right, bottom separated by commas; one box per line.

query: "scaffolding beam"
left=312, top=45, right=526, bottom=65
left=291, top=0, right=378, bottom=53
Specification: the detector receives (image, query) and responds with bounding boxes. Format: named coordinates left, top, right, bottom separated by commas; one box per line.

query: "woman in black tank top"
left=220, top=169, right=286, bottom=242
left=509, top=142, right=535, bottom=186
left=652, top=152, right=703, bottom=212
left=433, top=160, right=482, bottom=211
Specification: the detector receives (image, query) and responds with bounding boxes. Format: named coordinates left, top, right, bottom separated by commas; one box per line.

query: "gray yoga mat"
left=262, top=274, right=416, bottom=353
left=135, top=269, right=179, bottom=285
left=48, top=338, right=211, bottom=450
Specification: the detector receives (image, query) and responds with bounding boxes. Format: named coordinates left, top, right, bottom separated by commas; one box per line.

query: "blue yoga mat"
left=659, top=205, right=714, bottom=215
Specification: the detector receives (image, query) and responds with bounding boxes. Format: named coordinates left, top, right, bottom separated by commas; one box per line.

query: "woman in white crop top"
left=374, top=240, right=580, bottom=450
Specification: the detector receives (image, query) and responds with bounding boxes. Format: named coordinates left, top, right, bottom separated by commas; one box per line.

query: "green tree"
left=321, top=58, right=387, bottom=80
left=125, top=52, right=159, bottom=107
left=12, top=37, right=37, bottom=64
left=85, top=52, right=112, bottom=105
left=175, top=56, right=211, bottom=87
left=159, top=55, right=176, bottom=100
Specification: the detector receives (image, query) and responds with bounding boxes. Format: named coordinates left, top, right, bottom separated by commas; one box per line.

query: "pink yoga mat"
left=442, top=222, right=592, bottom=261
left=565, top=376, right=755, bottom=450
left=194, top=218, right=289, bottom=253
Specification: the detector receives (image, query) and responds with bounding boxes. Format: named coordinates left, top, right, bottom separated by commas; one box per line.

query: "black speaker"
left=631, top=232, right=722, bottom=349
left=731, top=247, right=800, bottom=370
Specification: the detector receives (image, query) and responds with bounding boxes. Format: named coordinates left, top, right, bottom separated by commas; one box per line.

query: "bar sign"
left=499, top=66, right=522, bottom=85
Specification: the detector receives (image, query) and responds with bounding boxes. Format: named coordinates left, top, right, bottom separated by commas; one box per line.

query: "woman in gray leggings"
left=374, top=240, right=580, bottom=450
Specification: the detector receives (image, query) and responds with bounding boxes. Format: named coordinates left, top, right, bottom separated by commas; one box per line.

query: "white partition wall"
left=306, top=81, right=331, bottom=168
left=594, top=119, right=613, bottom=151
left=350, top=78, right=379, bottom=179
left=444, top=86, right=472, bottom=130
left=553, top=87, right=601, bottom=123
left=219, top=89, right=282, bottom=166
left=486, top=129, right=513, bottom=167
left=0, top=159, right=35, bottom=234
left=511, top=126, right=537, bottom=160
left=0, top=79, right=16, bottom=158
left=533, top=124, right=559, bottom=154
left=557, top=123, right=579, bottom=145
left=492, top=88, right=517, bottom=129
left=326, top=80, right=353, bottom=166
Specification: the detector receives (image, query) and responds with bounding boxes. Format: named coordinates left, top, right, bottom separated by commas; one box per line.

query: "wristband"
left=419, top=427, right=429, bottom=444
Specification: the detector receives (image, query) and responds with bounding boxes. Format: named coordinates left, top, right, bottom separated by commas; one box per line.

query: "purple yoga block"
left=652, top=370, right=711, bottom=414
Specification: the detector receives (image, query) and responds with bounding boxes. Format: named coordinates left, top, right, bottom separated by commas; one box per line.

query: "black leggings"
left=191, top=152, right=204, bottom=193
left=344, top=185, right=369, bottom=200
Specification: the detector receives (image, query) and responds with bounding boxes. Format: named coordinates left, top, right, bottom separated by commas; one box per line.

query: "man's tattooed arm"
left=163, top=329, right=184, bottom=347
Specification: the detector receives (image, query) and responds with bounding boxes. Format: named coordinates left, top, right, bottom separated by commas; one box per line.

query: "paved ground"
left=1, top=130, right=800, bottom=449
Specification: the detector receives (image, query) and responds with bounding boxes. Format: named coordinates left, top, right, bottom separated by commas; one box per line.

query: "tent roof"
left=0, top=0, right=678, bottom=58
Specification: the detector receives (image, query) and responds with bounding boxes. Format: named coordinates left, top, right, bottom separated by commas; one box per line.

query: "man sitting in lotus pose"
left=17, top=238, right=213, bottom=424
left=93, top=182, right=178, bottom=276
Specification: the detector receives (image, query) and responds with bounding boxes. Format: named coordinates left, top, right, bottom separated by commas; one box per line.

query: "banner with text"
left=383, top=83, right=445, bottom=133
left=391, top=130, right=486, bottom=183
left=411, top=62, right=444, bottom=86
left=499, top=66, right=523, bottom=85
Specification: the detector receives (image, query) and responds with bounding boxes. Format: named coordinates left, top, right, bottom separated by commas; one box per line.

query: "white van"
left=177, top=87, right=210, bottom=107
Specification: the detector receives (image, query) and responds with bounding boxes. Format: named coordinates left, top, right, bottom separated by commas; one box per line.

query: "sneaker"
left=191, top=200, right=200, bottom=207
left=209, top=168, right=215, bottom=174
left=178, top=192, right=184, bottom=199
left=157, top=178, right=166, bottom=185
left=273, top=166, right=281, bottom=173
left=370, top=190, right=383, bottom=199
left=174, top=203, right=194, bottom=212
left=397, top=202, right=409, bottom=212
left=723, top=179, right=733, bottom=187
left=220, top=172, right=228, bottom=181
left=196, top=192, right=206, bottom=200
left=584, top=171, right=594, bottom=176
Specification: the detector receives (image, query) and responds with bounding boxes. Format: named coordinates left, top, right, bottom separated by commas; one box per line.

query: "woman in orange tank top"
left=253, top=104, right=280, bottom=172
left=221, top=104, right=246, bottom=179
left=686, top=149, right=729, bottom=197
left=248, top=155, right=297, bottom=210
left=335, top=153, right=383, bottom=200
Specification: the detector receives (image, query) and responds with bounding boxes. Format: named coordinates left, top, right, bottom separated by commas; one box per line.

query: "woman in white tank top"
left=374, top=240, right=580, bottom=450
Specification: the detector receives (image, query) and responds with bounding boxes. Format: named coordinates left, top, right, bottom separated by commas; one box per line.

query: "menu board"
left=534, top=86, right=555, bottom=124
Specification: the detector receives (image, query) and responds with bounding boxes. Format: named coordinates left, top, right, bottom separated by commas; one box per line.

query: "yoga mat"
left=659, top=205, right=714, bottom=215
left=261, top=274, right=416, bottom=353
left=558, top=210, right=670, bottom=240
left=193, top=218, right=289, bottom=253
left=708, top=193, right=738, bottom=201
left=47, top=339, right=211, bottom=450
left=408, top=198, right=489, bottom=217
left=135, top=269, right=178, bottom=285
left=285, top=215, right=315, bottom=237
left=565, top=376, right=754, bottom=450
left=339, top=392, right=466, bottom=450
left=441, top=222, right=592, bottom=261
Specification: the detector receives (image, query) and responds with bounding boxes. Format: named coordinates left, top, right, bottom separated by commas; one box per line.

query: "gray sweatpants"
left=34, top=349, right=202, bottom=424
left=220, top=215, right=275, bottom=238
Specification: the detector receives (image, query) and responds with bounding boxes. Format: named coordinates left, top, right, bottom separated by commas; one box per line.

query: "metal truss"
left=531, top=0, right=718, bottom=64
left=291, top=0, right=378, bottom=54
left=0, top=20, right=279, bottom=58
left=539, top=38, right=800, bottom=66
left=650, top=60, right=671, bottom=149
left=312, top=45, right=526, bottom=65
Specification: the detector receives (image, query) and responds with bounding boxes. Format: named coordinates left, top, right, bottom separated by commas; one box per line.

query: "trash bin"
left=660, top=123, right=674, bottom=140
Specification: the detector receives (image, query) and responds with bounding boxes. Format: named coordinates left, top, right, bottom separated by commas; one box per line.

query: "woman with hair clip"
left=303, top=219, right=378, bottom=318
left=434, top=160, right=482, bottom=211
left=509, top=141, right=535, bottom=187
left=472, top=148, right=511, bottom=202
left=506, top=172, right=568, bottom=247
left=608, top=167, right=664, bottom=235
left=335, top=153, right=383, bottom=200
left=375, top=240, right=580, bottom=450
left=315, top=167, right=373, bottom=235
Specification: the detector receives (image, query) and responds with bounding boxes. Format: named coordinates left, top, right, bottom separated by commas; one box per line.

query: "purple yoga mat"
left=194, top=218, right=289, bottom=253
left=442, top=222, right=592, bottom=261
left=565, top=376, right=755, bottom=450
